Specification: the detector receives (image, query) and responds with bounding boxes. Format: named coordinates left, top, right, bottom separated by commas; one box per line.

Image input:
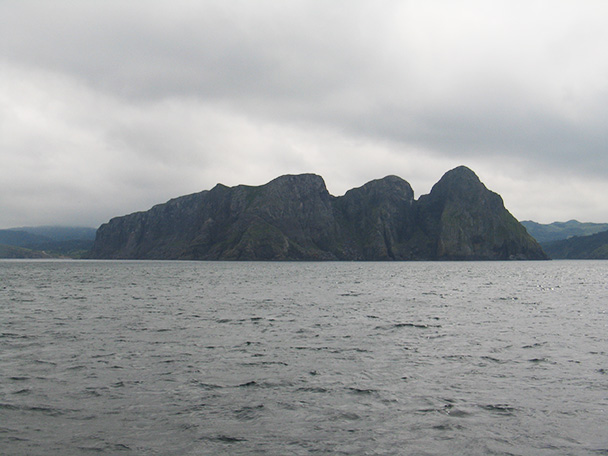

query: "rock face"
left=89, top=166, right=547, bottom=260
left=416, top=166, right=545, bottom=260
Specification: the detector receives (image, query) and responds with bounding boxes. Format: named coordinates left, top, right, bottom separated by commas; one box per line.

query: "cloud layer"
left=2, top=0, right=608, bottom=228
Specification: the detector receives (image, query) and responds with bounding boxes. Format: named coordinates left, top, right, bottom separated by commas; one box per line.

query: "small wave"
left=480, top=356, right=504, bottom=364
left=347, top=387, right=377, bottom=395
left=35, top=359, right=57, bottom=366
left=201, top=434, right=247, bottom=444
left=528, top=357, right=552, bottom=363
left=234, top=404, right=264, bottom=421
left=1, top=403, right=66, bottom=416
left=480, top=404, right=517, bottom=415
left=0, top=402, right=19, bottom=411
left=190, top=381, right=223, bottom=389
left=443, top=354, right=473, bottom=361
left=77, top=443, right=131, bottom=452
left=432, top=423, right=464, bottom=431
left=297, top=386, right=329, bottom=393
left=336, top=411, right=361, bottom=420
left=522, top=342, right=546, bottom=349
left=4, top=435, right=30, bottom=443
left=234, top=380, right=293, bottom=389
left=293, top=346, right=330, bottom=351
left=91, top=353, right=115, bottom=359
left=12, top=388, right=31, bottom=395
left=443, top=405, right=471, bottom=417
left=376, top=322, right=441, bottom=330
left=84, top=388, right=104, bottom=397
left=242, top=361, right=289, bottom=366
left=1, top=332, right=33, bottom=340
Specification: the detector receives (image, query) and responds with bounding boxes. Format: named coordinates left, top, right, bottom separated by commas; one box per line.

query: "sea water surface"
left=1, top=260, right=607, bottom=455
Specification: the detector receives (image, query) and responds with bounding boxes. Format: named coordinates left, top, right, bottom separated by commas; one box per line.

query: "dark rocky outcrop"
left=88, top=166, right=547, bottom=260
left=416, top=166, right=545, bottom=260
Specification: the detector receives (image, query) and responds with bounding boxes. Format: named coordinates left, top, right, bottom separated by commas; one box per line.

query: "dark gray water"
left=1, top=260, right=607, bottom=455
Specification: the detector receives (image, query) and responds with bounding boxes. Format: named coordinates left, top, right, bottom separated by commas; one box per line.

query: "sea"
left=1, top=259, right=607, bottom=455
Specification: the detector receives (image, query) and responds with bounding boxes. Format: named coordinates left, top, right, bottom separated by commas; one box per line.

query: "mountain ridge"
left=521, top=220, right=608, bottom=243
left=541, top=230, right=608, bottom=259
left=0, top=226, right=96, bottom=258
left=89, top=166, right=547, bottom=261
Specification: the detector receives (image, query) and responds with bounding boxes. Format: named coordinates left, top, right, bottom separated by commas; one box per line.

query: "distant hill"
left=521, top=220, right=608, bottom=243
left=89, top=166, right=547, bottom=261
left=541, top=230, right=608, bottom=259
left=0, top=244, right=53, bottom=259
left=0, top=226, right=96, bottom=259
left=9, top=226, right=97, bottom=242
left=0, top=230, right=50, bottom=247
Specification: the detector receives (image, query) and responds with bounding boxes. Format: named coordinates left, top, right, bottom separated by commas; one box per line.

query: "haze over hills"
left=89, top=166, right=546, bottom=261
left=519, top=220, right=608, bottom=259
left=0, top=226, right=96, bottom=258
left=539, top=230, right=608, bottom=259
left=8, top=226, right=97, bottom=242
left=520, top=220, right=608, bottom=243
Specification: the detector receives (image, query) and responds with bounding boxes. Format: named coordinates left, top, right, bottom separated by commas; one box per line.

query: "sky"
left=1, top=0, right=607, bottom=229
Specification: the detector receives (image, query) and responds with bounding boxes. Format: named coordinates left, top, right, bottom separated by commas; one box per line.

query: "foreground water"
left=1, top=260, right=607, bottom=455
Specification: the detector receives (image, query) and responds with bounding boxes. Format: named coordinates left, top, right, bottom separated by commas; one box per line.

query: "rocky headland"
left=88, top=166, right=547, bottom=261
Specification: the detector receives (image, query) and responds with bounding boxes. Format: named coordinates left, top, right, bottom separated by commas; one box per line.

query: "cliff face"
left=334, top=175, right=419, bottom=260
left=417, top=166, right=545, bottom=260
left=89, top=166, right=547, bottom=260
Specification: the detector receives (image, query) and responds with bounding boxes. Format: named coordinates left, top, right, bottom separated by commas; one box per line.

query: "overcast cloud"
left=1, top=0, right=607, bottom=228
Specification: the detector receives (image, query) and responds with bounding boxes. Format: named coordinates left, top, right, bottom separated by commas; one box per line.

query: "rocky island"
left=88, top=166, right=547, bottom=260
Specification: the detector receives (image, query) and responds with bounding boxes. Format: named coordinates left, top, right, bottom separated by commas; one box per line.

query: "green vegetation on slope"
left=541, top=229, right=608, bottom=259
left=521, top=220, right=608, bottom=243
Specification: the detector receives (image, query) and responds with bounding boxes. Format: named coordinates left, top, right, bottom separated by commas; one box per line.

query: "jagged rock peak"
left=262, top=173, right=328, bottom=193
left=266, top=173, right=326, bottom=185
left=428, top=166, right=487, bottom=197
left=343, top=175, right=414, bottom=199
left=441, top=165, right=479, bottom=180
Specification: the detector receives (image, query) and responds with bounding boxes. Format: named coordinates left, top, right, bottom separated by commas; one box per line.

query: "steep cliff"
left=334, top=175, right=420, bottom=260
left=91, top=174, right=339, bottom=260
left=89, top=166, right=547, bottom=260
left=417, top=166, right=546, bottom=260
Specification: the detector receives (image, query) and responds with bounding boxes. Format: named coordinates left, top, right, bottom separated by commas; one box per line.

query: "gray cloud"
left=1, top=0, right=608, bottom=227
